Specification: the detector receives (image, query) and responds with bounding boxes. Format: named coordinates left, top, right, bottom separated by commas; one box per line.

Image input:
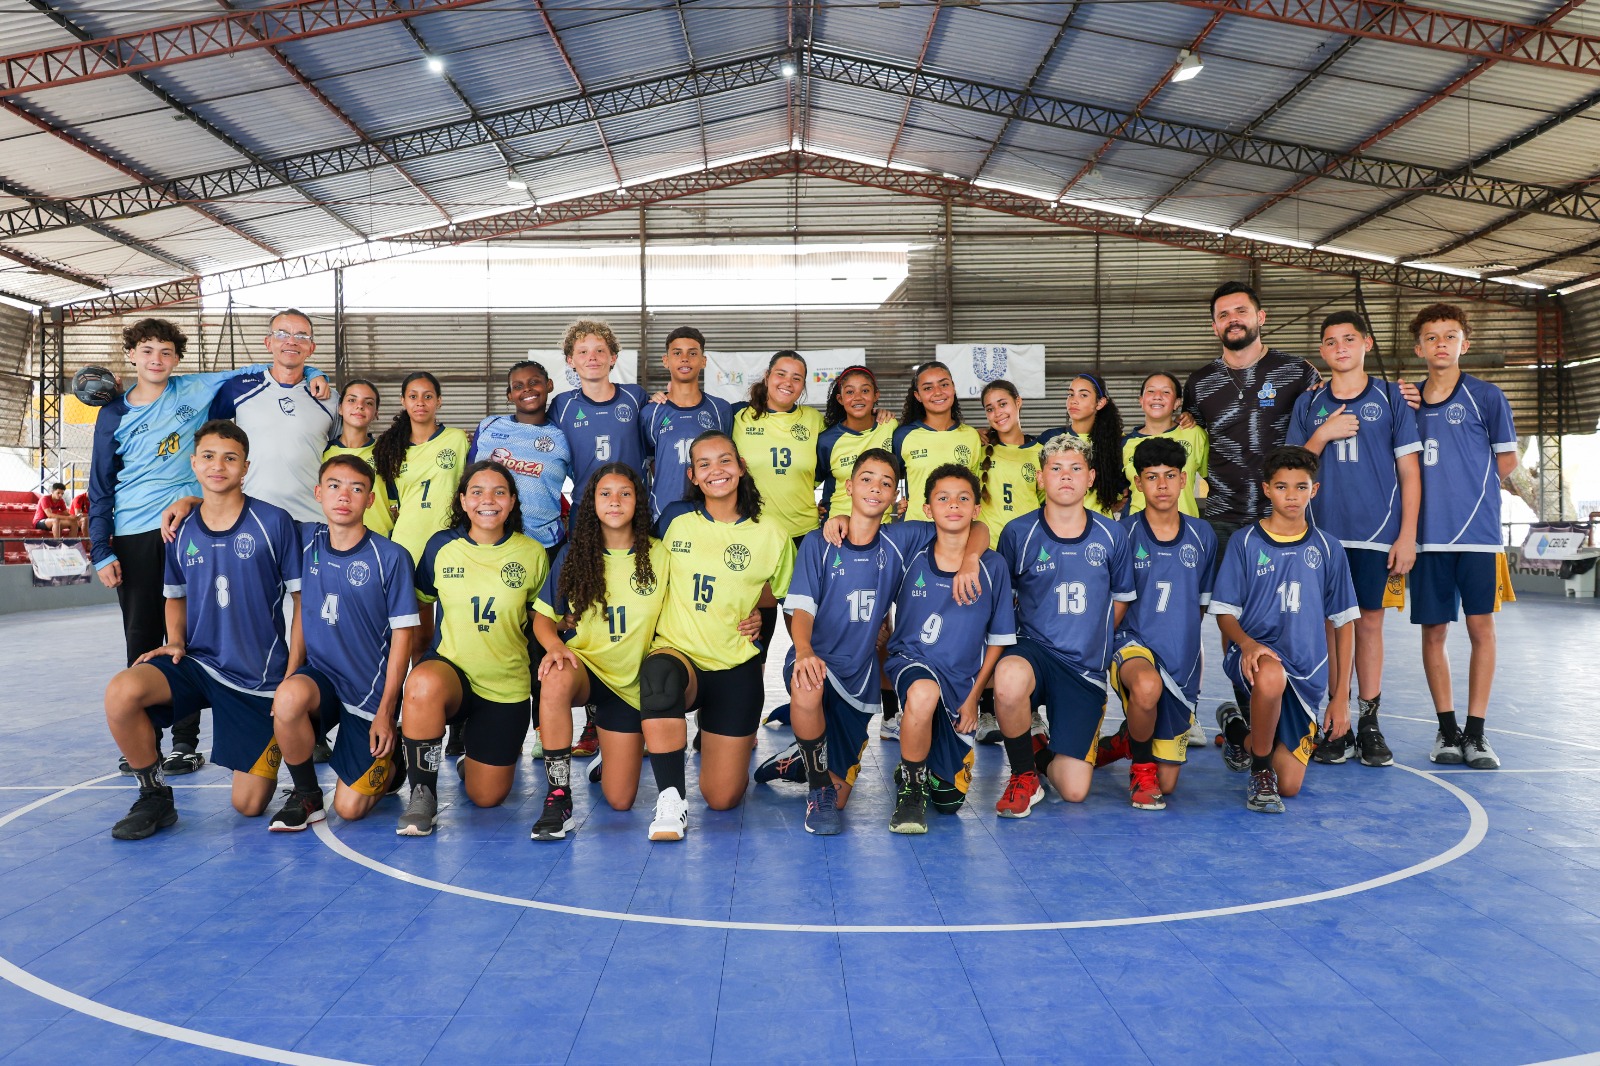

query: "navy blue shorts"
left=295, top=665, right=396, bottom=795
left=1222, top=646, right=1318, bottom=766
left=1000, top=638, right=1107, bottom=763
left=429, top=655, right=531, bottom=767
left=888, top=660, right=975, bottom=803
left=1109, top=640, right=1194, bottom=765
left=1411, top=551, right=1497, bottom=624
left=147, top=655, right=279, bottom=778
left=1345, top=547, right=1391, bottom=612
left=783, top=658, right=874, bottom=786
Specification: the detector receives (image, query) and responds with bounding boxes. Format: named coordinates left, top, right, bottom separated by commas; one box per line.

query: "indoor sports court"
left=3, top=1, right=1600, bottom=1063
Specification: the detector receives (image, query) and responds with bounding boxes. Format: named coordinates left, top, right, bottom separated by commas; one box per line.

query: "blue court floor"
left=1, top=597, right=1599, bottom=1065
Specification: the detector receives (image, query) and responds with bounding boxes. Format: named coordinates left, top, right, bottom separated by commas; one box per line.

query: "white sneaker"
left=975, top=711, right=1001, bottom=745
left=1186, top=718, right=1206, bottom=745
left=586, top=747, right=603, bottom=784
left=649, top=786, right=689, bottom=841
left=1030, top=708, right=1049, bottom=737
left=527, top=728, right=543, bottom=760
left=879, top=715, right=900, bottom=741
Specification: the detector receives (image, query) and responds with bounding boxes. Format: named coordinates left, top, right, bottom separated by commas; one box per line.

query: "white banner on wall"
left=936, top=343, right=1047, bottom=399
left=529, top=349, right=640, bottom=395
left=703, top=348, right=867, bottom=405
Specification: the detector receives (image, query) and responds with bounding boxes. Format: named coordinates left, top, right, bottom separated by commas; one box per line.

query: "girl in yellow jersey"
left=816, top=365, right=897, bottom=520
left=639, top=431, right=795, bottom=840
left=531, top=463, right=669, bottom=833
left=977, top=380, right=1045, bottom=543
left=1121, top=370, right=1209, bottom=517
left=396, top=461, right=550, bottom=836
left=1039, top=373, right=1129, bottom=516
left=891, top=361, right=983, bottom=521
left=321, top=379, right=393, bottom=537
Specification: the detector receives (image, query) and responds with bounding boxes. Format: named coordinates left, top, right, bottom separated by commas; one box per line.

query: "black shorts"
left=430, top=654, right=531, bottom=767
left=585, top=668, right=640, bottom=734
left=689, top=658, right=765, bottom=738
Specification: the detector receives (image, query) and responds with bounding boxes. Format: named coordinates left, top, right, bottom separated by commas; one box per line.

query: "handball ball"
left=72, top=365, right=122, bottom=407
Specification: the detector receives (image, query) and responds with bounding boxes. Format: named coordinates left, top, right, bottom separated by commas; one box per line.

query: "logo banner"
left=936, top=344, right=1046, bottom=399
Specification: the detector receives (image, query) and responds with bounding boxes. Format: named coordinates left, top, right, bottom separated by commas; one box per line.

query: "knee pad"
left=927, top=773, right=966, bottom=814
left=638, top=654, right=689, bottom=721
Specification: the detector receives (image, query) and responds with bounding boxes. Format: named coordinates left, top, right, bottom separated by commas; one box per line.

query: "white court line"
left=0, top=773, right=368, bottom=1066
left=314, top=763, right=1490, bottom=934
left=1385, top=714, right=1600, bottom=754
left=1425, top=768, right=1600, bottom=775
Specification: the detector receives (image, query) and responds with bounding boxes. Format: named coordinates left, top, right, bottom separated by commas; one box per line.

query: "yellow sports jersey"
left=390, top=426, right=470, bottom=562
left=651, top=504, right=795, bottom=671
left=892, top=421, right=983, bottom=521
left=322, top=439, right=394, bottom=537
left=817, top=419, right=897, bottom=519
left=1122, top=425, right=1209, bottom=518
left=535, top=540, right=670, bottom=708
left=731, top=404, right=826, bottom=538
left=978, top=436, right=1045, bottom=542
left=416, top=528, right=549, bottom=703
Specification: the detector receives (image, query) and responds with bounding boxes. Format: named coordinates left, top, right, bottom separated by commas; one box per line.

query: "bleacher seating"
left=0, top=490, right=91, bottom=565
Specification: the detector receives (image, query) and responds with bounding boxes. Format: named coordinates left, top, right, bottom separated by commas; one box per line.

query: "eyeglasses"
left=270, top=330, right=313, bottom=342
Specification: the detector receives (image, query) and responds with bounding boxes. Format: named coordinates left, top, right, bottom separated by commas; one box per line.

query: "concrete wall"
left=0, top=564, right=118, bottom=615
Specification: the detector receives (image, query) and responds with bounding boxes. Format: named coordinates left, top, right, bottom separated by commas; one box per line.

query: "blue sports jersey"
left=469, top=415, right=571, bottom=547
left=210, top=372, right=340, bottom=523
left=1209, top=523, right=1360, bottom=711
left=1413, top=374, right=1517, bottom=552
left=998, top=510, right=1136, bottom=683
left=886, top=547, right=1016, bottom=713
left=1116, top=512, right=1218, bottom=708
left=783, top=522, right=936, bottom=711
left=88, top=362, right=299, bottom=568
left=1287, top=378, right=1422, bottom=550
left=162, top=497, right=302, bottom=695
left=642, top=395, right=733, bottom=520
left=548, top=383, right=648, bottom=499
left=298, top=524, right=419, bottom=719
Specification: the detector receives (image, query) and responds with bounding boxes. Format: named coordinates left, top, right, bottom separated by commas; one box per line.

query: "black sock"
left=899, top=758, right=927, bottom=789
left=1231, top=683, right=1251, bottom=711
left=405, top=736, right=443, bottom=794
left=795, top=735, right=829, bottom=789
left=286, top=757, right=318, bottom=795
left=130, top=761, right=163, bottom=792
left=1130, top=736, right=1154, bottom=764
left=1002, top=731, right=1034, bottom=776
left=1436, top=711, right=1460, bottom=739
left=1224, top=716, right=1248, bottom=747
left=880, top=688, right=899, bottom=719
left=1033, top=743, right=1055, bottom=776
left=1463, top=715, right=1485, bottom=739
left=649, top=748, right=687, bottom=797
left=978, top=689, right=995, bottom=718
left=1251, top=751, right=1272, bottom=773
left=544, top=746, right=572, bottom=790
left=1357, top=693, right=1381, bottom=726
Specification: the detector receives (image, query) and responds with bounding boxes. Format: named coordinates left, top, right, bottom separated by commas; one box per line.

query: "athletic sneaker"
left=268, top=788, right=326, bottom=832
left=530, top=787, right=574, bottom=841
left=111, top=786, right=177, bottom=840
left=1216, top=702, right=1250, bottom=773
left=975, top=712, right=1001, bottom=745
left=754, top=742, right=806, bottom=784
left=1246, top=768, right=1285, bottom=814
left=805, top=785, right=842, bottom=835
left=118, top=755, right=135, bottom=776
left=879, top=715, right=900, bottom=741
left=1129, top=762, right=1165, bottom=811
left=1030, top=708, right=1049, bottom=738
left=161, top=747, right=206, bottom=776
left=649, top=786, right=689, bottom=841
left=1356, top=724, right=1394, bottom=767
left=396, top=784, right=439, bottom=836
left=1312, top=729, right=1354, bottom=765
left=1186, top=718, right=1206, bottom=745
left=311, top=736, right=333, bottom=764
left=444, top=720, right=465, bottom=758
left=995, top=771, right=1044, bottom=818
left=764, top=703, right=792, bottom=729
left=1430, top=730, right=1465, bottom=765
left=587, top=749, right=604, bottom=784
left=1461, top=733, right=1500, bottom=770
left=572, top=718, right=599, bottom=758
left=889, top=773, right=928, bottom=834
left=1095, top=723, right=1130, bottom=767
left=527, top=728, right=543, bottom=760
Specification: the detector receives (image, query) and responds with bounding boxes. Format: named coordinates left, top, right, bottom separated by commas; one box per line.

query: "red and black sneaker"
left=995, top=770, right=1044, bottom=818
left=1095, top=723, right=1131, bottom=768
left=572, top=716, right=599, bottom=758
left=1129, top=761, right=1166, bottom=811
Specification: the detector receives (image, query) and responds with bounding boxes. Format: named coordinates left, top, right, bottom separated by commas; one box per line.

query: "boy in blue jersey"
left=267, top=454, right=420, bottom=831
left=883, top=464, right=1015, bottom=834
left=102, top=422, right=303, bottom=839
left=1095, top=437, right=1218, bottom=810
left=470, top=360, right=571, bottom=548
left=994, top=436, right=1136, bottom=815
left=89, top=318, right=324, bottom=777
left=1210, top=447, right=1358, bottom=813
left=643, top=326, right=733, bottom=521
left=547, top=319, right=648, bottom=499
left=1398, top=304, right=1518, bottom=769
left=1289, top=311, right=1421, bottom=768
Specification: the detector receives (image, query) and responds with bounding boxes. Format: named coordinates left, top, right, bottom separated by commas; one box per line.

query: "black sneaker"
left=311, top=737, right=333, bottom=764
left=111, top=786, right=177, bottom=840
left=753, top=742, right=806, bottom=784
left=1356, top=724, right=1394, bottom=767
left=444, top=720, right=466, bottom=757
left=161, top=747, right=206, bottom=776
left=268, top=788, right=326, bottom=832
left=889, top=770, right=928, bottom=835
left=1311, top=729, right=1353, bottom=765
left=530, top=787, right=575, bottom=841
left=118, top=755, right=134, bottom=776
left=1216, top=702, right=1250, bottom=773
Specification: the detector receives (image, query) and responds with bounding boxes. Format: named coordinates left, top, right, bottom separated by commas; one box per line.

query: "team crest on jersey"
left=1446, top=403, right=1467, bottom=425
left=629, top=571, right=658, bottom=596
left=1021, top=463, right=1037, bottom=484
left=175, top=405, right=197, bottom=422
left=1179, top=544, right=1199, bottom=569
left=1361, top=402, right=1383, bottom=422
left=698, top=411, right=717, bottom=429
left=1034, top=546, right=1052, bottom=572
left=724, top=543, right=751, bottom=571
left=437, top=448, right=458, bottom=469
left=1255, top=548, right=1273, bottom=575
left=615, top=404, right=635, bottom=424
left=500, top=561, right=527, bottom=588
left=184, top=539, right=203, bottom=566
left=1302, top=545, right=1323, bottom=570
left=534, top=436, right=556, bottom=453
left=831, top=552, right=844, bottom=568
left=1257, top=381, right=1278, bottom=407
left=346, top=560, right=371, bottom=587
left=278, top=397, right=296, bottom=415
left=233, top=532, right=257, bottom=560
left=1133, top=544, right=1150, bottom=569
left=791, top=423, right=811, bottom=442
left=1084, top=543, right=1107, bottom=567
left=954, top=444, right=973, bottom=465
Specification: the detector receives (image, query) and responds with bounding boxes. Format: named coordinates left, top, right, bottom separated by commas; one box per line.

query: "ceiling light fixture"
left=1171, top=49, right=1204, bottom=83
left=426, top=57, right=445, bottom=74
left=781, top=61, right=797, bottom=78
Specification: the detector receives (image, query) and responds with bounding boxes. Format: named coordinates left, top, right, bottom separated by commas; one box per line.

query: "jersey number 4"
left=320, top=593, right=339, bottom=625
left=472, top=595, right=498, bottom=623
